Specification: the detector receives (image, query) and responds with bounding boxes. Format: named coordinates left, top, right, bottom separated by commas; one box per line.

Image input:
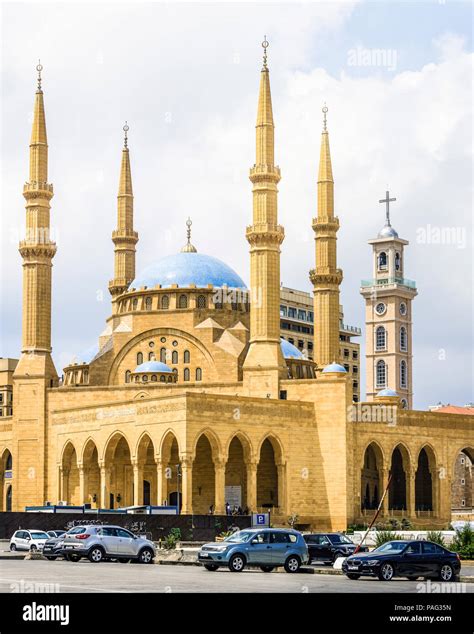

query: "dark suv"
left=304, top=533, right=367, bottom=564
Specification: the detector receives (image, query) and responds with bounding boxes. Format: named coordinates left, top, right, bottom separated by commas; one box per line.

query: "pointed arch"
left=193, top=428, right=222, bottom=461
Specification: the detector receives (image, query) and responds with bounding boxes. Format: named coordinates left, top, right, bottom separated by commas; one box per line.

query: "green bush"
left=401, top=518, right=412, bottom=530
left=374, top=531, right=403, bottom=548
left=426, top=531, right=446, bottom=547
left=451, top=524, right=474, bottom=560
left=162, top=527, right=181, bottom=550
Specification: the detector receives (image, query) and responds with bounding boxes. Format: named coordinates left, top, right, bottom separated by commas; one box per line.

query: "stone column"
left=78, top=464, right=88, bottom=505
left=99, top=464, right=111, bottom=509
left=214, top=459, right=226, bottom=515
left=155, top=459, right=164, bottom=506
left=246, top=461, right=258, bottom=513
left=408, top=467, right=416, bottom=519
left=132, top=460, right=144, bottom=506
left=276, top=462, right=287, bottom=515
left=180, top=457, right=193, bottom=514
left=60, top=467, right=69, bottom=504
left=381, top=468, right=390, bottom=515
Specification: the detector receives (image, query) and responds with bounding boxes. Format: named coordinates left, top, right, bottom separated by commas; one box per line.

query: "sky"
left=0, top=0, right=472, bottom=410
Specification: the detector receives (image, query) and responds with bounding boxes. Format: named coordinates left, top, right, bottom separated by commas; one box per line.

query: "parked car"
left=304, top=533, right=368, bottom=564
left=43, top=536, right=66, bottom=560
left=61, top=525, right=155, bottom=563
left=342, top=540, right=461, bottom=582
left=198, top=528, right=309, bottom=573
left=47, top=530, right=66, bottom=538
left=10, top=530, right=50, bottom=552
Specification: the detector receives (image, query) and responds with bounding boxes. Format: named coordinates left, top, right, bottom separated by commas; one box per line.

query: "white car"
left=10, top=529, right=50, bottom=552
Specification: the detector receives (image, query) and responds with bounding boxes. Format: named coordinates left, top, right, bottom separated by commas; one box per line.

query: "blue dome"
left=130, top=252, right=246, bottom=290
left=322, top=363, right=347, bottom=374
left=280, top=338, right=304, bottom=359
left=134, top=361, right=173, bottom=373
left=377, top=388, right=398, bottom=397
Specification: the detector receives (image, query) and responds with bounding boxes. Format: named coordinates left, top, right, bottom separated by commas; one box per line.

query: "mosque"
left=0, top=42, right=472, bottom=530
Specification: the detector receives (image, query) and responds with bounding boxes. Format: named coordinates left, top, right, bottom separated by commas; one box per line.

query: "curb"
left=0, top=554, right=26, bottom=560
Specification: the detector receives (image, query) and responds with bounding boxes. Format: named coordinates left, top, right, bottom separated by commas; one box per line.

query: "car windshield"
left=30, top=532, right=49, bottom=540
left=328, top=534, right=353, bottom=545
left=373, top=541, right=409, bottom=554
left=223, top=531, right=253, bottom=543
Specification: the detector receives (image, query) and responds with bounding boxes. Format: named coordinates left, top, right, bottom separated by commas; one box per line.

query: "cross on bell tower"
left=379, top=190, right=396, bottom=228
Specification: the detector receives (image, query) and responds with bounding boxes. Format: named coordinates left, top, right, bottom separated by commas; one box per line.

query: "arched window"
left=376, top=326, right=386, bottom=350
left=172, top=350, right=178, bottom=364
left=137, top=352, right=143, bottom=365
left=83, top=370, right=89, bottom=384
left=178, top=294, right=188, bottom=309
left=197, top=295, right=206, bottom=309
left=183, top=350, right=190, bottom=364
left=378, top=252, right=387, bottom=270
left=400, top=398, right=408, bottom=409
left=400, top=326, right=407, bottom=351
left=160, top=375, right=165, bottom=382
left=132, top=298, right=138, bottom=310
left=167, top=375, right=173, bottom=383
left=160, top=348, right=166, bottom=363
left=184, top=368, right=190, bottom=381
left=142, top=375, right=148, bottom=382
left=151, top=374, right=157, bottom=382
left=148, top=351, right=155, bottom=361
left=395, top=252, right=401, bottom=271
left=161, top=295, right=169, bottom=309
left=195, top=367, right=202, bottom=381
left=400, top=360, right=407, bottom=388
left=145, top=297, right=152, bottom=310
left=6, top=452, right=12, bottom=470
left=376, top=360, right=386, bottom=388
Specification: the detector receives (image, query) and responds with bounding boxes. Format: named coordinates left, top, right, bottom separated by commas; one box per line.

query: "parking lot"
left=1, top=558, right=473, bottom=593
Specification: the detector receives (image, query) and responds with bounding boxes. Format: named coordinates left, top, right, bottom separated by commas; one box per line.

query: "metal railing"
left=361, top=277, right=416, bottom=289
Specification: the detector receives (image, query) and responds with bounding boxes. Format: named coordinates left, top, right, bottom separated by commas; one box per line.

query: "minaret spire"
left=181, top=217, right=197, bottom=253
left=109, top=123, right=139, bottom=300
left=310, top=104, right=343, bottom=368
left=243, top=38, right=286, bottom=397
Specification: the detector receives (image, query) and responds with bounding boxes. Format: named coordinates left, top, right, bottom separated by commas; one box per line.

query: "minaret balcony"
left=112, top=229, right=139, bottom=245
left=360, top=277, right=416, bottom=290
left=23, top=181, right=54, bottom=200
left=249, top=164, right=281, bottom=183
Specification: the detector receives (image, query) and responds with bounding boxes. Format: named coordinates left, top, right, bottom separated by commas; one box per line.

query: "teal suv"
left=198, top=528, right=309, bottom=573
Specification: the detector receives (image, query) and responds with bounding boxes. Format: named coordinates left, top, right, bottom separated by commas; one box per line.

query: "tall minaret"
left=243, top=38, right=286, bottom=398
left=109, top=122, right=138, bottom=300
left=13, top=62, right=58, bottom=512
left=14, top=62, right=58, bottom=380
left=360, top=191, right=417, bottom=408
left=310, top=105, right=343, bottom=368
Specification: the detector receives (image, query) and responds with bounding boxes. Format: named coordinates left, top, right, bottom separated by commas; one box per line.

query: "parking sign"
left=252, top=512, right=270, bottom=527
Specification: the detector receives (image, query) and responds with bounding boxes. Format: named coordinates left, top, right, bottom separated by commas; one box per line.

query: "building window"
left=353, top=366, right=358, bottom=374
left=353, top=380, right=358, bottom=389
left=308, top=311, right=314, bottom=322
left=142, top=375, right=148, bottom=382
left=184, top=368, right=190, bottom=381
left=83, top=370, right=89, bottom=384
left=280, top=305, right=287, bottom=317
left=172, top=351, right=178, bottom=364
left=132, top=298, right=138, bottom=310
left=288, top=307, right=296, bottom=319
left=137, top=352, right=143, bottom=365
left=376, top=360, right=386, bottom=388
left=160, top=375, right=166, bottom=382
left=378, top=252, right=387, bottom=270
left=352, top=351, right=358, bottom=359
left=160, top=348, right=166, bottom=363
left=288, top=338, right=294, bottom=345
left=151, top=374, right=157, bottom=382
left=184, top=350, right=190, bottom=364
left=125, top=371, right=131, bottom=384
left=400, top=326, right=407, bottom=351
left=353, top=396, right=359, bottom=403
left=298, top=309, right=306, bottom=321
left=197, top=295, right=206, bottom=309
left=462, top=499, right=466, bottom=507
left=148, top=352, right=155, bottom=361
left=195, top=367, right=202, bottom=381
left=344, top=364, right=349, bottom=372
left=145, top=297, right=152, bottom=310
left=395, top=252, right=401, bottom=271
left=461, top=478, right=465, bottom=485
left=344, top=349, right=349, bottom=358
left=400, top=360, right=407, bottom=388
left=376, top=326, right=386, bottom=350
left=298, top=340, right=304, bottom=349
left=161, top=295, right=169, bottom=309
left=178, top=294, right=188, bottom=309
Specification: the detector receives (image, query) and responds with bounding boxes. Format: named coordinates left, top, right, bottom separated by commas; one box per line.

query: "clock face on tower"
left=399, top=302, right=407, bottom=316
left=375, top=302, right=386, bottom=315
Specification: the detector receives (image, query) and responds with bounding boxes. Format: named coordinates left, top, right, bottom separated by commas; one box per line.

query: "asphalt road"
left=1, top=559, right=472, bottom=593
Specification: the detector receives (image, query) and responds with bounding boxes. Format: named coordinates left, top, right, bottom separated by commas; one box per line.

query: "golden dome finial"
left=181, top=217, right=197, bottom=253
left=36, top=59, right=43, bottom=91
left=123, top=121, right=129, bottom=149
left=262, top=36, right=269, bottom=70
left=322, top=103, right=328, bottom=132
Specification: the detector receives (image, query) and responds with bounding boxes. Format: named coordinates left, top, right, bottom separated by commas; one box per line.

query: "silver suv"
left=61, top=525, right=155, bottom=564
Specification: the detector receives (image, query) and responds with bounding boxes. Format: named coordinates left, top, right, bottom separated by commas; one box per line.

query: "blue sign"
left=252, top=512, right=270, bottom=527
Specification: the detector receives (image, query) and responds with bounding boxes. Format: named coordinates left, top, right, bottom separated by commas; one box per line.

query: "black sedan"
left=342, top=540, right=461, bottom=582
left=304, top=533, right=368, bottom=564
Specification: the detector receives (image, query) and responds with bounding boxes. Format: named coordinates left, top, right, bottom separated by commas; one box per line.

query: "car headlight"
left=365, top=560, right=381, bottom=566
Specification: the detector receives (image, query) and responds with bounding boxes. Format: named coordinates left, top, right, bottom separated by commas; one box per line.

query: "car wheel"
left=260, top=566, right=275, bottom=572
left=138, top=548, right=154, bottom=564
left=378, top=562, right=394, bottom=581
left=439, top=564, right=454, bottom=582
left=88, top=547, right=105, bottom=563
left=118, top=558, right=131, bottom=564
left=204, top=564, right=219, bottom=571
left=228, top=554, right=246, bottom=572
left=346, top=574, right=361, bottom=580
left=10, top=544, right=17, bottom=551
left=67, top=553, right=81, bottom=562
left=46, top=556, right=57, bottom=561
left=284, top=555, right=301, bottom=573
left=332, top=551, right=344, bottom=562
